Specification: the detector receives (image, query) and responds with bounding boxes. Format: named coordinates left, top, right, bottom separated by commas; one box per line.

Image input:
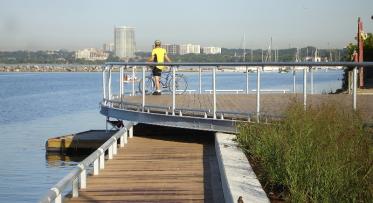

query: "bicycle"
left=138, top=67, right=188, bottom=95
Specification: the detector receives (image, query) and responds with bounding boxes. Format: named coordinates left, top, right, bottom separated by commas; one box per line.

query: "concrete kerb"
left=215, top=132, right=269, bottom=203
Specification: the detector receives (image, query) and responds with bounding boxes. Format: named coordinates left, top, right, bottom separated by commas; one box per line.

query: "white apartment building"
left=103, top=42, right=114, bottom=52
left=152, top=44, right=180, bottom=55
left=202, top=47, right=222, bottom=54
left=179, top=44, right=200, bottom=55
left=114, top=26, right=136, bottom=58
left=75, top=48, right=109, bottom=61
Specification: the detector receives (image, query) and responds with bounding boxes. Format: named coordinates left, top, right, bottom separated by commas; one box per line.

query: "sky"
left=0, top=0, right=372, bottom=51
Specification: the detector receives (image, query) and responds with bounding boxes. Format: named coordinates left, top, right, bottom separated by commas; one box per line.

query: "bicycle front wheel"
left=138, top=77, right=155, bottom=95
left=168, top=75, right=188, bottom=94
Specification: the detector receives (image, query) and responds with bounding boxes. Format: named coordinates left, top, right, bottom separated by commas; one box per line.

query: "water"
left=0, top=70, right=343, bottom=202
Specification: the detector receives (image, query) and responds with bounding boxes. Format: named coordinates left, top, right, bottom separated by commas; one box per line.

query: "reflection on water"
left=45, top=153, right=89, bottom=168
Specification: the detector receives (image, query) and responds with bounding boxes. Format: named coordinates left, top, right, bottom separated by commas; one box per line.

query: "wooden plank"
left=67, top=132, right=223, bottom=203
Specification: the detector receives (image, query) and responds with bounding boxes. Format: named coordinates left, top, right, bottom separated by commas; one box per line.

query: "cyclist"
left=147, top=40, right=172, bottom=95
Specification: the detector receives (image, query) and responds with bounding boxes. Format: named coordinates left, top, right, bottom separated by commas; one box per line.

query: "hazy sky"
left=0, top=0, right=372, bottom=51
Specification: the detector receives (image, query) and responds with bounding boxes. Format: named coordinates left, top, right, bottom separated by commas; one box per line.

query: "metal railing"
left=39, top=122, right=134, bottom=203
left=102, top=62, right=373, bottom=121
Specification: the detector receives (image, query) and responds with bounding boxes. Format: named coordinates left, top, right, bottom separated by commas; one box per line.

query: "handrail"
left=102, top=61, right=372, bottom=124
left=104, top=61, right=373, bottom=67
left=39, top=121, right=134, bottom=203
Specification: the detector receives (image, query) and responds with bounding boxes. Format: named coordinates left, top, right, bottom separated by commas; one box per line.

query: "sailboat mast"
left=243, top=33, right=246, bottom=62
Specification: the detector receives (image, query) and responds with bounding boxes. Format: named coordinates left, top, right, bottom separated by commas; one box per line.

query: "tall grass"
left=237, top=101, right=372, bottom=202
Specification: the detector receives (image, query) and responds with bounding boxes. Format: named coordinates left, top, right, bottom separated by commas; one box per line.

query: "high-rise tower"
left=114, top=26, right=136, bottom=59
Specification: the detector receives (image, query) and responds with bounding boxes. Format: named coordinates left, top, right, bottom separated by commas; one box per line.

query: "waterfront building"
left=103, top=42, right=114, bottom=52
left=75, top=48, right=109, bottom=61
left=179, top=44, right=200, bottom=55
left=202, top=47, right=221, bottom=54
left=114, top=26, right=136, bottom=59
left=152, top=44, right=180, bottom=55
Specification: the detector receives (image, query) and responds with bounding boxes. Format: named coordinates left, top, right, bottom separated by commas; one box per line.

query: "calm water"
left=0, top=70, right=342, bottom=202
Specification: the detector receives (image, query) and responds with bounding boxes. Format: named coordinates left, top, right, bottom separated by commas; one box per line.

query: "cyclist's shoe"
left=152, top=91, right=161, bottom=95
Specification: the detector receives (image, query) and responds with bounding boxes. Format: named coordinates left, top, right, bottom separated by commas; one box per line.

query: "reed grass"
left=237, top=101, right=372, bottom=202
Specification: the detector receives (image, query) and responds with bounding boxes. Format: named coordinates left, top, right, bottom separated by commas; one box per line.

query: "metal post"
left=293, top=66, right=296, bottom=93
left=72, top=178, right=79, bottom=197
left=310, top=66, right=314, bottom=94
left=120, top=66, right=123, bottom=108
left=108, top=67, right=112, bottom=100
left=142, top=66, right=145, bottom=111
left=172, top=66, right=176, bottom=116
left=353, top=67, right=357, bottom=110
left=93, top=159, right=99, bottom=175
left=303, top=67, right=307, bottom=110
left=213, top=66, right=217, bottom=119
left=102, top=67, right=106, bottom=102
left=246, top=66, right=249, bottom=94
left=256, top=66, right=261, bottom=122
left=132, top=66, right=136, bottom=96
left=199, top=66, right=202, bottom=94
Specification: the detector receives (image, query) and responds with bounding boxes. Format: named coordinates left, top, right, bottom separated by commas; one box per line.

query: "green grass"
left=237, top=101, right=372, bottom=202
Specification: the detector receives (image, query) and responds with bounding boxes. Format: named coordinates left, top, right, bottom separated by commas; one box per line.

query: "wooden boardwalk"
left=120, top=94, right=373, bottom=122
left=68, top=126, right=224, bottom=202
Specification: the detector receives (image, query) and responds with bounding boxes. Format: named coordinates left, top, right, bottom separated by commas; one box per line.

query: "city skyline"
left=0, top=0, right=372, bottom=51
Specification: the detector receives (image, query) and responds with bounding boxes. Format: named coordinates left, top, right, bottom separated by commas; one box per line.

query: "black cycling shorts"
left=152, top=67, right=162, bottom=77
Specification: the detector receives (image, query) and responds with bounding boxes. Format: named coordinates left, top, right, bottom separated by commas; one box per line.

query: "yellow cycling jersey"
left=151, top=47, right=167, bottom=70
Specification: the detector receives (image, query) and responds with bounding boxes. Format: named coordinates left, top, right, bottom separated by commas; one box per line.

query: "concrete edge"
left=215, top=132, right=269, bottom=203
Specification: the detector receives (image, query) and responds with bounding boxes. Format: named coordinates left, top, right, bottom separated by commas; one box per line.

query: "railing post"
left=108, top=66, right=112, bottom=100
left=132, top=66, right=136, bottom=96
left=113, top=138, right=118, bottom=155
left=353, top=66, right=357, bottom=110
left=199, top=66, right=202, bottom=94
left=213, top=66, right=217, bottom=119
left=293, top=66, right=296, bottom=93
left=142, top=66, right=145, bottom=111
left=256, top=66, right=261, bottom=122
left=102, top=67, right=106, bottom=102
left=79, top=168, right=86, bottom=189
left=310, top=66, right=314, bottom=94
left=72, top=178, right=79, bottom=197
left=129, top=126, right=133, bottom=138
left=99, top=149, right=105, bottom=169
left=303, top=66, right=307, bottom=110
left=246, top=66, right=249, bottom=94
left=120, top=66, right=124, bottom=108
left=108, top=145, right=113, bottom=159
left=172, top=66, right=176, bottom=116
left=54, top=193, right=62, bottom=203
left=93, top=158, right=99, bottom=175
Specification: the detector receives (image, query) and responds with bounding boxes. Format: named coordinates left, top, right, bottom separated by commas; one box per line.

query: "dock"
left=67, top=125, right=224, bottom=202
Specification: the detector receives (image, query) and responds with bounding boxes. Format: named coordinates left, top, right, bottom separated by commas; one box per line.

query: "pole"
left=246, top=66, right=249, bottom=94
left=172, top=66, right=176, bottom=116
left=293, top=66, right=296, bottom=93
left=132, top=66, right=135, bottom=96
left=310, top=66, right=314, bottom=94
left=199, top=66, right=202, bottom=94
left=353, top=67, right=357, bottom=110
left=213, top=66, right=217, bottom=119
left=303, top=67, right=307, bottom=110
left=142, top=66, right=145, bottom=111
left=256, top=66, right=261, bottom=122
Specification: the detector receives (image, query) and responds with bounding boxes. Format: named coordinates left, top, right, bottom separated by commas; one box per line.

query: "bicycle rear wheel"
left=168, top=75, right=188, bottom=94
left=138, top=77, right=155, bottom=95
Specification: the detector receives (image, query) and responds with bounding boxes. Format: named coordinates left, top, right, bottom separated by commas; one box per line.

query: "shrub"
left=237, top=101, right=372, bottom=202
